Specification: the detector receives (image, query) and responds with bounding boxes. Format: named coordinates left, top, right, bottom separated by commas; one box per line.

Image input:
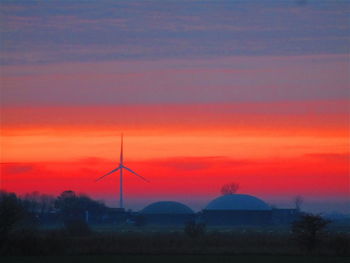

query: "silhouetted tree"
left=293, top=195, right=304, bottom=211
left=55, top=190, right=81, bottom=221
left=0, top=191, right=25, bottom=237
left=21, top=191, right=40, bottom=214
left=55, top=190, right=107, bottom=223
left=292, top=213, right=331, bottom=252
left=221, top=183, right=239, bottom=195
left=22, top=191, right=55, bottom=216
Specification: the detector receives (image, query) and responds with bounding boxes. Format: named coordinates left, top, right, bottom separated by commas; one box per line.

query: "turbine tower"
left=95, top=134, right=149, bottom=209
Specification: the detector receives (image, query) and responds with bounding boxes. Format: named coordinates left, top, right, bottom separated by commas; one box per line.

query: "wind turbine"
left=95, top=134, right=149, bottom=209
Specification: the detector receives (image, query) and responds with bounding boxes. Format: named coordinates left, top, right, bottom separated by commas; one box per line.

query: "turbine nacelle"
left=95, top=165, right=149, bottom=183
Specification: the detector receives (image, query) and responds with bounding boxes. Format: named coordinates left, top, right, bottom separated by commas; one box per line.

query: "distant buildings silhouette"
left=103, top=194, right=299, bottom=226
left=5, top=189, right=300, bottom=226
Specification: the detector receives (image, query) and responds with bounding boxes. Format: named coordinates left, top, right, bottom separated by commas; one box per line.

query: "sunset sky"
left=1, top=0, right=349, bottom=213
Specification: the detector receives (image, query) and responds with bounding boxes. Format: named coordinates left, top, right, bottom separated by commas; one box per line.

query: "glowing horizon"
left=2, top=101, right=349, bottom=212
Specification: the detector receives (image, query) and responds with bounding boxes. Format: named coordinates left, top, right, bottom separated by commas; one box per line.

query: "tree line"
left=0, top=190, right=107, bottom=237
left=0, top=189, right=348, bottom=256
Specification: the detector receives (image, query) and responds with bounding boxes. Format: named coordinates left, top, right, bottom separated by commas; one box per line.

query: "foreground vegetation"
left=1, top=190, right=349, bottom=258
left=1, top=223, right=349, bottom=256
left=1, top=254, right=349, bottom=263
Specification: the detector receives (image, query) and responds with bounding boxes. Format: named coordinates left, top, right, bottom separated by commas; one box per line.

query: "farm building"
left=140, top=201, right=195, bottom=225
left=202, top=194, right=299, bottom=226
left=102, top=208, right=129, bottom=224
left=271, top=208, right=300, bottom=224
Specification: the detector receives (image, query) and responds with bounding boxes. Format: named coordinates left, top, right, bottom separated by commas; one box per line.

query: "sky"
left=1, top=0, right=349, bottom=213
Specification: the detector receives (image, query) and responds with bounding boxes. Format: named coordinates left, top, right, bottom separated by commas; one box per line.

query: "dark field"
left=1, top=223, right=349, bottom=257
left=1, top=255, right=349, bottom=263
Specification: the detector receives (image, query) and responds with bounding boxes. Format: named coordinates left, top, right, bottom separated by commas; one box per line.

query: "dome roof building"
left=202, top=194, right=272, bottom=226
left=139, top=201, right=194, bottom=225
left=205, top=194, right=271, bottom=211
left=141, top=201, right=194, bottom=214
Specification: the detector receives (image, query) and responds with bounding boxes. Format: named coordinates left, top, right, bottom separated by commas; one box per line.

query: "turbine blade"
left=95, top=167, right=120, bottom=182
left=120, top=133, right=124, bottom=164
left=123, top=166, right=150, bottom=182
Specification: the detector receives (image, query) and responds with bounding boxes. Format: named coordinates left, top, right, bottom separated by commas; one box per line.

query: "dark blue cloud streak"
left=1, top=0, right=349, bottom=65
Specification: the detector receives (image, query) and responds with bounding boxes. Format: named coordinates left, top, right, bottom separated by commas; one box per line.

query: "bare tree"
left=292, top=213, right=331, bottom=252
left=294, top=196, right=304, bottom=211
left=221, top=183, right=239, bottom=195
left=38, top=194, right=55, bottom=216
left=22, top=191, right=55, bottom=215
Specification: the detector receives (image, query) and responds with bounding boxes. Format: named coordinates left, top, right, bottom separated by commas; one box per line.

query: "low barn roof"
left=205, top=194, right=271, bottom=211
left=141, top=201, right=194, bottom=214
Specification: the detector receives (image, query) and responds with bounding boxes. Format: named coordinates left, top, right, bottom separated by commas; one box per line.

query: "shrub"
left=291, top=213, right=330, bottom=252
left=184, top=220, right=206, bottom=238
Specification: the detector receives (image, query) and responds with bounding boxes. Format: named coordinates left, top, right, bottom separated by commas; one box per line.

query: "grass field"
left=1, top=255, right=349, bottom=263
left=2, top=224, right=349, bottom=256
left=2, top=222, right=349, bottom=257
